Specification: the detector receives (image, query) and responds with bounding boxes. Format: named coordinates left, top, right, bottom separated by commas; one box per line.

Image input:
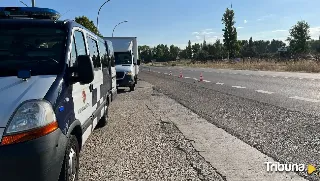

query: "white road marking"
left=158, top=72, right=161, bottom=73
left=255, top=90, right=274, bottom=94
left=285, top=77, right=289, bottom=79
left=162, top=97, right=308, bottom=181
left=272, top=76, right=277, bottom=77
left=289, top=96, right=320, bottom=103
left=299, top=78, right=303, bottom=80
left=203, top=80, right=211, bottom=82
left=232, top=86, right=246, bottom=89
left=164, top=73, right=168, bottom=75
left=184, top=77, right=190, bottom=79
left=245, top=74, right=250, bottom=75
left=216, top=82, right=224, bottom=85
left=193, top=78, right=198, bottom=81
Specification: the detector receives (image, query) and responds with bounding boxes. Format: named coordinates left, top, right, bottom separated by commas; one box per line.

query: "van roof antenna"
left=19, top=1, right=28, bottom=7
left=57, top=9, right=71, bottom=22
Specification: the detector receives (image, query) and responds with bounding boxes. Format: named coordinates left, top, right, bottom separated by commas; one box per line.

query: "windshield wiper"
left=18, top=58, right=59, bottom=64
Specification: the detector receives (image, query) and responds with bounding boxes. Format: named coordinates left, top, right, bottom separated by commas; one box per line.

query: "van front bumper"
left=0, top=128, right=68, bottom=181
left=117, top=75, right=135, bottom=87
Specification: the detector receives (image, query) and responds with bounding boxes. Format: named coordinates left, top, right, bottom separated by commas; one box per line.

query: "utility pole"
left=31, top=0, right=35, bottom=7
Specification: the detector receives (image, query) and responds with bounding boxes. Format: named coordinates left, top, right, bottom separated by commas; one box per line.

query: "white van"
left=0, top=7, right=112, bottom=181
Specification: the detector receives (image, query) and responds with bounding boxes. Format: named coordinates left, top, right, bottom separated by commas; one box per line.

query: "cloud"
left=244, top=20, right=247, bottom=24
left=271, top=30, right=287, bottom=33
left=257, top=14, right=275, bottom=21
left=195, top=36, right=201, bottom=40
left=237, top=27, right=244, bottom=29
left=192, top=32, right=199, bottom=35
left=310, top=27, right=320, bottom=39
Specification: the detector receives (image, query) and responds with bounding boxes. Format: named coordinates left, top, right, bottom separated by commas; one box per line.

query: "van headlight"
left=125, top=71, right=132, bottom=75
left=1, top=100, right=58, bottom=146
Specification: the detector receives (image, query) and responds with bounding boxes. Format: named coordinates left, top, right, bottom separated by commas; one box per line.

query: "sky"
left=2, top=0, right=320, bottom=48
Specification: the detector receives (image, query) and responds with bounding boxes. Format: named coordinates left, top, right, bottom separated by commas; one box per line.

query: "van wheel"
left=134, top=76, right=138, bottom=84
left=59, top=135, right=79, bottom=181
left=97, top=103, right=109, bottom=128
left=129, top=85, right=135, bottom=91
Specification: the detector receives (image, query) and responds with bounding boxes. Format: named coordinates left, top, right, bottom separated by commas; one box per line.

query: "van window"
left=74, top=31, right=86, bottom=56
left=70, top=36, right=77, bottom=66
left=114, top=52, right=132, bottom=65
left=98, top=41, right=108, bottom=68
left=87, top=36, right=101, bottom=68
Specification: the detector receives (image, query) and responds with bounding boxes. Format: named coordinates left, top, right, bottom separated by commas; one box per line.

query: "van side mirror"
left=77, top=55, right=94, bottom=84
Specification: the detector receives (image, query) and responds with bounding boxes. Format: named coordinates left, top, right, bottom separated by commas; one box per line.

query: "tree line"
left=139, top=8, right=320, bottom=63
left=73, top=14, right=320, bottom=63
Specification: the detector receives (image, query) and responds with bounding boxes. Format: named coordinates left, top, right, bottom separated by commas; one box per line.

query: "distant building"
left=277, top=47, right=288, bottom=52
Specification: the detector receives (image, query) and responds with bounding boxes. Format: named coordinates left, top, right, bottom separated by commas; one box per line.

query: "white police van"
left=0, top=7, right=112, bottom=181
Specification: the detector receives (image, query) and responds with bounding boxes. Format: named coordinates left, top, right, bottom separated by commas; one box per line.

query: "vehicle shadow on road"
left=117, top=88, right=130, bottom=94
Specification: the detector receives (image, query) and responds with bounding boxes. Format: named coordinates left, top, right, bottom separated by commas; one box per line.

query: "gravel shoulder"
left=79, top=81, right=225, bottom=181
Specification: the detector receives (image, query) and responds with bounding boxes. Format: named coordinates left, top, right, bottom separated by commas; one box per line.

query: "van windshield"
left=0, top=25, right=66, bottom=77
left=114, top=52, right=132, bottom=65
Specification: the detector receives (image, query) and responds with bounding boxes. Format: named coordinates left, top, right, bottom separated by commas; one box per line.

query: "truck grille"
left=116, top=72, right=125, bottom=79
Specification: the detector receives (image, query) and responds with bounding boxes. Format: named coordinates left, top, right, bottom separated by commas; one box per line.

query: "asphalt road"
left=143, top=66, right=320, bottom=116
left=140, top=66, right=320, bottom=181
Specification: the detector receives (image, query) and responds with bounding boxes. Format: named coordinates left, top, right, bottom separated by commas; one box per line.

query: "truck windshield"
left=0, top=25, right=66, bottom=77
left=114, top=52, right=132, bottom=65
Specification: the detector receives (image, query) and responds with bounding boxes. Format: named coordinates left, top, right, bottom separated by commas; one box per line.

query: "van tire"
left=129, top=85, right=135, bottom=91
left=59, top=135, right=79, bottom=181
left=97, top=102, right=109, bottom=127
left=134, top=76, right=138, bottom=84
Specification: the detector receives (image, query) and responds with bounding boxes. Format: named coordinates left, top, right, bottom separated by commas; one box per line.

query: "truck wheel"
left=130, top=85, right=135, bottom=91
left=59, top=135, right=79, bottom=181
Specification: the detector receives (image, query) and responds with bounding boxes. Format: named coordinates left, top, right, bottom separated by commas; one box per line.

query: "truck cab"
left=103, top=37, right=140, bottom=91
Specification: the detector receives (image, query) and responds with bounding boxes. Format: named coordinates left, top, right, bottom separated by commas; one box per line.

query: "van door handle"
left=89, top=84, right=93, bottom=92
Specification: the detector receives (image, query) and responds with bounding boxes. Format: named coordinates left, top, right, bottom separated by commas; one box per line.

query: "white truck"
left=103, top=37, right=140, bottom=91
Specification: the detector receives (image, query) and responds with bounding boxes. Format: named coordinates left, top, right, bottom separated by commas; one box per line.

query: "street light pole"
left=97, top=0, right=110, bottom=30
left=112, top=20, right=128, bottom=37
left=31, top=0, right=35, bottom=7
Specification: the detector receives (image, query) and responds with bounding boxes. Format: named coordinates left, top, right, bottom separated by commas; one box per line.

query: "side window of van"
left=70, top=36, right=77, bottom=66
left=98, top=41, right=108, bottom=68
left=87, top=36, right=101, bottom=69
left=74, top=31, right=87, bottom=56
left=70, top=30, right=87, bottom=67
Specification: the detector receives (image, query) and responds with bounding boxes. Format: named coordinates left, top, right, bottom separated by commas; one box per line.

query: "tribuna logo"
left=265, top=162, right=305, bottom=172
